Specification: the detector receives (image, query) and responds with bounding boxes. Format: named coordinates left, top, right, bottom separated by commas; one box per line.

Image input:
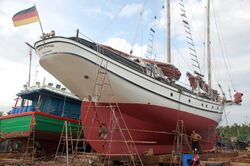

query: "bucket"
left=182, top=153, right=193, bottom=166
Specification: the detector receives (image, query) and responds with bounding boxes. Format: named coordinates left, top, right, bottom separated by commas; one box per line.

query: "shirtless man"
left=190, top=130, right=202, bottom=153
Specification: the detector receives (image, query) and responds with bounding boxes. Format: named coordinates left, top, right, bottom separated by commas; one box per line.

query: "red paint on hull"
left=81, top=101, right=218, bottom=155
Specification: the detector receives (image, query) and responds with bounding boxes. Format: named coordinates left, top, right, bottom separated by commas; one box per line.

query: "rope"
left=222, top=106, right=229, bottom=126
left=186, top=0, right=206, bottom=74
left=95, top=3, right=129, bottom=42
left=171, top=2, right=194, bottom=72
left=129, top=0, right=148, bottom=56
left=78, top=31, right=95, bottom=42
left=179, top=0, right=202, bottom=74
left=211, top=49, right=222, bottom=90
left=211, top=1, right=235, bottom=90
left=218, top=111, right=230, bottom=126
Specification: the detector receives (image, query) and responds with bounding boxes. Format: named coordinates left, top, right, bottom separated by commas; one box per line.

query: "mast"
left=207, top=0, right=211, bottom=91
left=166, top=0, right=171, bottom=63
left=28, top=47, right=32, bottom=87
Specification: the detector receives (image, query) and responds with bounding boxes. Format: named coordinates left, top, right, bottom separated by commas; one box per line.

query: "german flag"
left=12, top=6, right=39, bottom=27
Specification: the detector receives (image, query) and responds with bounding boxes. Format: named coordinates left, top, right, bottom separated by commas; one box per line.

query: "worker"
left=98, top=123, right=107, bottom=139
left=190, top=130, right=202, bottom=154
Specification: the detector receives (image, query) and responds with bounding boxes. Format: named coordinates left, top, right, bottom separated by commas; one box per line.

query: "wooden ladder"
left=171, top=120, right=192, bottom=166
left=54, top=121, right=74, bottom=166
left=73, top=121, right=88, bottom=156
left=23, top=127, right=35, bottom=163
left=88, top=53, right=143, bottom=165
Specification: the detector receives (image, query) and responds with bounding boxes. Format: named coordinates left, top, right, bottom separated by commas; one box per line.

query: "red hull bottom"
left=81, top=101, right=218, bottom=155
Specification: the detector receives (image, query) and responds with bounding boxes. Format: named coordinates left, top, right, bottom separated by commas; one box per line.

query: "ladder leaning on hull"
left=76, top=44, right=144, bottom=165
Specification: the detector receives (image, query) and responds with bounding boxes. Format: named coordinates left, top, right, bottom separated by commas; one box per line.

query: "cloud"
left=80, top=1, right=149, bottom=20
left=119, top=3, right=144, bottom=18
left=103, top=37, right=147, bottom=58
left=81, top=4, right=114, bottom=19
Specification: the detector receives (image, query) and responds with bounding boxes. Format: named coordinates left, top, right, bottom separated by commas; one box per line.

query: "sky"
left=0, top=0, right=249, bottom=126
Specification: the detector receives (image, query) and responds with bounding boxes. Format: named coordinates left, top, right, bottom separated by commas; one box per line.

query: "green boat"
left=0, top=83, right=82, bottom=153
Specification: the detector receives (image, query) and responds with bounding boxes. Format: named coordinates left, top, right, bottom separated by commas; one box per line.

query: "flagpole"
left=34, top=4, right=44, bottom=37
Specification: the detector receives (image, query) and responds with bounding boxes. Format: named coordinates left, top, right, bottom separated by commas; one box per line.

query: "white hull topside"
left=35, top=37, right=223, bottom=123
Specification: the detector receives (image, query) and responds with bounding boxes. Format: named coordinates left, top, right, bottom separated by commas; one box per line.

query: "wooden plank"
left=230, top=162, right=250, bottom=166
left=68, top=139, right=157, bottom=144
left=200, top=160, right=230, bottom=166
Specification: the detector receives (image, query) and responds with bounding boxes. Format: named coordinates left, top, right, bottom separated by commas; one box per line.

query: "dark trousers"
left=192, top=141, right=201, bottom=153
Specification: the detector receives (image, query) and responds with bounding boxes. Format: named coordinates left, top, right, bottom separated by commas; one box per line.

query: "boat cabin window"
left=9, top=97, right=33, bottom=114
left=14, top=98, right=33, bottom=108
left=40, top=95, right=80, bottom=119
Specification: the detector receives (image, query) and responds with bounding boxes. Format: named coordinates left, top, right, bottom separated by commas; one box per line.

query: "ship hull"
left=81, top=101, right=217, bottom=155
left=35, top=37, right=223, bottom=155
left=0, top=112, right=79, bottom=153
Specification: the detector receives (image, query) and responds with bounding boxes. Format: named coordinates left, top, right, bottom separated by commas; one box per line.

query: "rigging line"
left=203, top=21, right=206, bottom=77
left=172, top=40, right=194, bottom=73
left=78, top=31, right=95, bottom=42
left=211, top=54, right=228, bottom=99
left=130, top=13, right=142, bottom=55
left=211, top=46, right=221, bottom=87
left=220, top=107, right=229, bottom=126
left=170, top=0, right=176, bottom=64
left=170, top=0, right=180, bottom=67
left=186, top=0, right=205, bottom=66
left=95, top=2, right=128, bottom=42
left=172, top=43, right=194, bottom=73
left=210, top=57, right=221, bottom=93
left=211, top=1, right=234, bottom=86
left=211, top=1, right=235, bottom=90
left=178, top=0, right=202, bottom=74
left=186, top=0, right=204, bottom=44
left=202, top=1, right=207, bottom=76
left=130, top=0, right=148, bottom=56
left=145, top=3, right=164, bottom=61
left=139, top=2, right=146, bottom=58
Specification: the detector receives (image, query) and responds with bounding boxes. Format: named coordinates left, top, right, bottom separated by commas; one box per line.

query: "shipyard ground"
left=0, top=150, right=250, bottom=166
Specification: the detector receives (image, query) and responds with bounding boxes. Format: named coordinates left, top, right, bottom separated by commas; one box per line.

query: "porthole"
left=188, top=99, right=191, bottom=103
left=206, top=105, right=208, bottom=107
left=202, top=103, right=204, bottom=106
left=212, top=106, right=214, bottom=109
left=170, top=93, right=173, bottom=97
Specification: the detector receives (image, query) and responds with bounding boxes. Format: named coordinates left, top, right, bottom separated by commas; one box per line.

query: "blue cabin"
left=9, top=85, right=81, bottom=119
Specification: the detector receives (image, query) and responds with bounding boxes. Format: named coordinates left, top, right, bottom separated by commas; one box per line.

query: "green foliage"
left=217, top=123, right=250, bottom=142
